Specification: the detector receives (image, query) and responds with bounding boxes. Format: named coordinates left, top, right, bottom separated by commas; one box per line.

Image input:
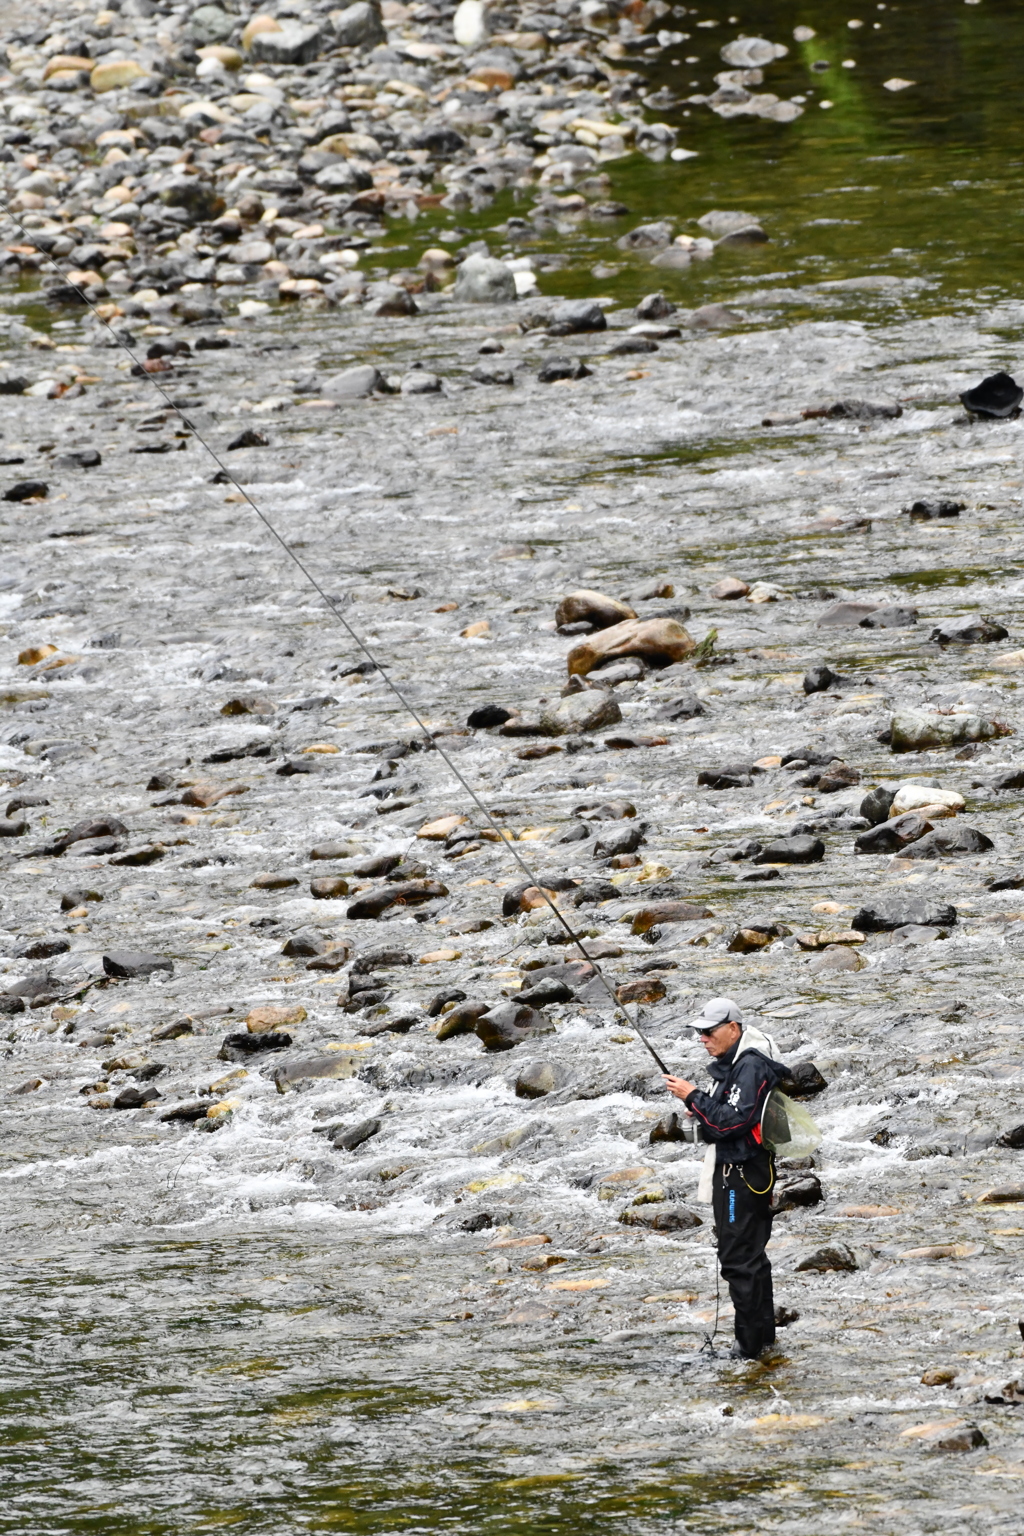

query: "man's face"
left=699, top=1019, right=742, bottom=1057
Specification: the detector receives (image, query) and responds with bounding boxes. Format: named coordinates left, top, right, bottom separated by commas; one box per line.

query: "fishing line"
left=1, top=200, right=670, bottom=1074
left=700, top=1265, right=720, bottom=1355
left=167, top=1142, right=201, bottom=1191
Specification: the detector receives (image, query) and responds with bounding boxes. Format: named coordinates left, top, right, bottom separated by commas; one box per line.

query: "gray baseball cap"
left=687, top=996, right=744, bottom=1031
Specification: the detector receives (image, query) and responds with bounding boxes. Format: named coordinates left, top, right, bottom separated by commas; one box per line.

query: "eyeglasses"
left=697, top=1021, right=731, bottom=1036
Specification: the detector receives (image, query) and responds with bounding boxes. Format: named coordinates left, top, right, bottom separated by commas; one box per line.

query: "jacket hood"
left=707, top=1022, right=783, bottom=1079
left=735, top=1023, right=781, bottom=1062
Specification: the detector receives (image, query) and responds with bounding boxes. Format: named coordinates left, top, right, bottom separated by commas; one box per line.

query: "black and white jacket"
left=684, top=1024, right=787, bottom=1164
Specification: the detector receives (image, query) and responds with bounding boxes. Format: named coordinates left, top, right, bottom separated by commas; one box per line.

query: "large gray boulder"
left=188, top=5, right=235, bottom=44
left=547, top=299, right=607, bottom=334
left=333, top=0, right=386, bottom=48
left=365, top=282, right=418, bottom=317
left=541, top=690, right=621, bottom=736
left=889, top=710, right=1003, bottom=752
left=314, top=162, right=362, bottom=194
left=321, top=365, right=385, bottom=400
left=453, top=254, right=517, bottom=303
left=250, top=24, right=324, bottom=65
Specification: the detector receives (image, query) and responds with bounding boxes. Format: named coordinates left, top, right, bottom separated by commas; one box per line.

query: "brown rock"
left=898, top=1243, right=980, bottom=1260
left=250, top=872, right=300, bottom=890
left=728, top=928, right=774, bottom=953
left=515, top=1059, right=570, bottom=1098
left=710, top=577, right=750, bottom=600
left=42, top=54, right=94, bottom=79
left=181, top=781, right=245, bottom=808
left=242, top=14, right=281, bottom=49
left=899, top=1420, right=986, bottom=1452
left=488, top=1233, right=551, bottom=1249
left=618, top=1205, right=703, bottom=1231
left=616, top=975, right=667, bottom=1004
left=807, top=945, right=866, bottom=975
left=515, top=743, right=562, bottom=761
left=631, top=900, right=713, bottom=935
left=521, top=1252, right=567, bottom=1271
left=347, top=880, right=449, bottom=919
left=468, top=64, right=514, bottom=89
left=555, top=589, right=637, bottom=631
left=418, top=814, right=468, bottom=840
left=221, top=696, right=275, bottom=715
left=311, top=876, right=349, bottom=899
left=796, top=1242, right=858, bottom=1273
left=91, top=59, right=149, bottom=92
left=921, top=1368, right=957, bottom=1387
left=247, top=1003, right=307, bottom=1033
left=475, top=1002, right=551, bottom=1051
left=18, top=644, right=57, bottom=666
left=604, top=733, right=669, bottom=750
left=978, top=1185, right=1024, bottom=1203
left=436, top=1001, right=492, bottom=1040
left=816, top=762, right=861, bottom=794
left=567, top=618, right=695, bottom=678
left=306, top=948, right=350, bottom=972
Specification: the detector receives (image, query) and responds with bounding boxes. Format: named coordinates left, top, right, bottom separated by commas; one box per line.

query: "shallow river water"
left=3, top=2, right=1024, bottom=1533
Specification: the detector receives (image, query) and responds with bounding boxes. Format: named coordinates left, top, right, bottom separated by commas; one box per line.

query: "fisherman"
left=663, top=997, right=787, bottom=1361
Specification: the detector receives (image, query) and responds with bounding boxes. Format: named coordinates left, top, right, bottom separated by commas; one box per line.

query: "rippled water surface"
left=5, top=2, right=1024, bottom=1533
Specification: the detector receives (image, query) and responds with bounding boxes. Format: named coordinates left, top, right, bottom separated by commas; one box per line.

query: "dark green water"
left=392, top=0, right=1024, bottom=325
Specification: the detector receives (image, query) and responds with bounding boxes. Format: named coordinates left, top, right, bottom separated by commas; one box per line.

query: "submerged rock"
left=929, top=616, right=1009, bottom=644
left=618, top=1205, right=702, bottom=1231
left=272, top=1052, right=360, bottom=1092
left=852, top=897, right=957, bottom=931
left=322, top=366, right=385, bottom=401
left=753, top=836, right=824, bottom=864
left=475, top=1002, right=552, bottom=1051
left=795, top=1243, right=858, bottom=1273
left=219, top=1031, right=293, bottom=1060
left=631, top=900, right=714, bottom=935
left=515, top=1058, right=569, bottom=1097
left=547, top=300, right=607, bottom=334
left=103, top=951, right=173, bottom=980
left=889, top=712, right=1007, bottom=752
left=347, top=881, right=448, bottom=919
left=816, top=601, right=883, bottom=628
left=329, top=1116, right=382, bottom=1150
left=538, top=357, right=592, bottom=383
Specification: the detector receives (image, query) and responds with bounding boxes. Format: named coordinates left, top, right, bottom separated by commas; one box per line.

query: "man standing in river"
left=663, top=998, right=787, bottom=1361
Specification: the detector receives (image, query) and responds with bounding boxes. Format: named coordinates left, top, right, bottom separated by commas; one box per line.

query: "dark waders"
left=712, top=1149, right=776, bottom=1359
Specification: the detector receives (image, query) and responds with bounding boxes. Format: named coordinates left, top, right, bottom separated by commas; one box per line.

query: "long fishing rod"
left=0, top=199, right=671, bottom=1076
